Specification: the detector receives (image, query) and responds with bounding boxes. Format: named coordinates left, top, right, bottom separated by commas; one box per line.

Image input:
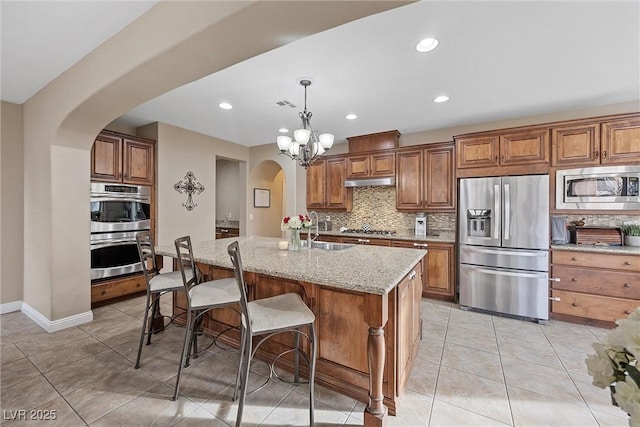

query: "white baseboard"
left=0, top=300, right=22, bottom=314
left=21, top=303, right=93, bottom=333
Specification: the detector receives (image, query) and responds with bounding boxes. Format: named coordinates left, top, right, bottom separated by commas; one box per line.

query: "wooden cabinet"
left=551, top=114, right=640, bottom=167
left=91, top=130, right=155, bottom=186
left=347, top=152, right=395, bottom=178
left=391, top=240, right=429, bottom=297
left=551, top=250, right=640, bottom=325
left=396, top=266, right=422, bottom=395
left=306, top=157, right=352, bottom=211
left=425, top=242, right=455, bottom=299
left=456, top=128, right=549, bottom=177
left=396, top=142, right=455, bottom=212
left=215, top=227, right=239, bottom=239
left=390, top=240, right=454, bottom=300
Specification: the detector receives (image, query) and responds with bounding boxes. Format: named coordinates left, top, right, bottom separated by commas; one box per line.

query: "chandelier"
left=276, top=79, right=334, bottom=168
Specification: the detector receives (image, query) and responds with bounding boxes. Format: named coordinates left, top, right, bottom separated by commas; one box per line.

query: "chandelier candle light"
left=276, top=79, right=334, bottom=168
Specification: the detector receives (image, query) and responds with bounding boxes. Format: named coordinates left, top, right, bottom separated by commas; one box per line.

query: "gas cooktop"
left=342, top=229, right=397, bottom=236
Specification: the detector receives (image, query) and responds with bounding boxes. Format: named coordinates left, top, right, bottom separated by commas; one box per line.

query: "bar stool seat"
left=227, top=241, right=317, bottom=427
left=135, top=231, right=187, bottom=370
left=173, top=236, right=241, bottom=401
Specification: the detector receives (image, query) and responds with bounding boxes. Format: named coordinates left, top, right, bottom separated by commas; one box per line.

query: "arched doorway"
left=247, top=160, right=285, bottom=237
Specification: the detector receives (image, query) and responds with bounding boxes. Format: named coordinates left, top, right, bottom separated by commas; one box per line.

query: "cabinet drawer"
left=552, top=250, right=639, bottom=272
left=91, top=276, right=145, bottom=303
left=552, top=265, right=640, bottom=299
left=551, top=290, right=639, bottom=323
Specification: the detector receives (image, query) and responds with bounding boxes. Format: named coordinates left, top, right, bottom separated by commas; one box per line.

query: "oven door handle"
left=91, top=238, right=137, bottom=249
left=90, top=195, right=151, bottom=203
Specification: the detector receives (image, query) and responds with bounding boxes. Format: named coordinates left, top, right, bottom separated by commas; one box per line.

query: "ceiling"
left=2, top=1, right=639, bottom=148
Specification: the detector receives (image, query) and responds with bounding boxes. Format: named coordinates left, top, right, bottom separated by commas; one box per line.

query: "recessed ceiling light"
left=433, top=95, right=449, bottom=103
left=416, top=38, right=439, bottom=53
left=219, top=102, right=233, bottom=110
left=279, top=128, right=289, bottom=133
left=346, top=114, right=358, bottom=120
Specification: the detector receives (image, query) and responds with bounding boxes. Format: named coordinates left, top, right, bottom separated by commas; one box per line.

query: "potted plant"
left=621, top=223, right=640, bottom=247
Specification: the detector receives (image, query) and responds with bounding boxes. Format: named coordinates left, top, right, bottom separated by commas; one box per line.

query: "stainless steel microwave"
left=556, top=166, right=640, bottom=210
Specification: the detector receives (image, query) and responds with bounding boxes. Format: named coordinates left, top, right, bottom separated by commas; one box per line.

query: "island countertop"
left=156, top=235, right=427, bottom=295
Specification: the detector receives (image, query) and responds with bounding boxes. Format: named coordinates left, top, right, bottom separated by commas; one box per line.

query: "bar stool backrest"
left=174, top=236, right=199, bottom=298
left=227, top=241, right=251, bottom=334
left=136, top=231, right=158, bottom=288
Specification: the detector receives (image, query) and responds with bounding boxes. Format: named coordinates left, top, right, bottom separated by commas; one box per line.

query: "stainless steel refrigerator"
left=458, top=175, right=549, bottom=323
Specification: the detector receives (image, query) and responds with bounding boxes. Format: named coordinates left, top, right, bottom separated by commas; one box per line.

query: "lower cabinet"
left=341, top=237, right=391, bottom=246
left=91, top=274, right=146, bottom=303
left=551, top=250, right=640, bottom=325
left=215, top=227, right=239, bottom=239
left=391, top=240, right=455, bottom=300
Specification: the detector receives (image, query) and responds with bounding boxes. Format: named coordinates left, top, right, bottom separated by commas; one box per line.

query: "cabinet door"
left=551, top=123, right=600, bottom=167
left=91, top=133, right=121, bottom=182
left=396, top=268, right=421, bottom=394
left=306, top=160, right=326, bottom=209
left=347, top=155, right=369, bottom=178
left=326, top=158, right=352, bottom=210
left=499, top=129, right=549, bottom=166
left=370, top=152, right=395, bottom=177
left=424, top=144, right=455, bottom=211
left=396, top=150, right=423, bottom=209
left=391, top=240, right=428, bottom=294
left=456, top=135, right=499, bottom=169
left=426, top=243, right=455, bottom=298
left=601, top=116, right=640, bottom=165
left=123, top=138, right=154, bottom=185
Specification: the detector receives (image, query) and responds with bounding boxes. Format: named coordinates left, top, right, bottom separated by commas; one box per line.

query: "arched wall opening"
left=247, top=160, right=285, bottom=238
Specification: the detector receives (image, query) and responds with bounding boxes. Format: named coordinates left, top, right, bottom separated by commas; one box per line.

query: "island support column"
left=364, top=292, right=389, bottom=427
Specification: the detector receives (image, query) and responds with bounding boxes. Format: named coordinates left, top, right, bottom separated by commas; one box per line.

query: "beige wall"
left=1, top=101, right=24, bottom=306
left=248, top=161, right=285, bottom=238
left=216, top=159, right=241, bottom=222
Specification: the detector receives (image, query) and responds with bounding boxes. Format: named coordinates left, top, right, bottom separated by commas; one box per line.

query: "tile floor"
left=0, top=296, right=631, bottom=426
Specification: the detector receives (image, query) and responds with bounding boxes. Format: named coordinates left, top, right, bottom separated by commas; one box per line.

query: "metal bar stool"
left=173, top=235, right=241, bottom=401
left=227, top=241, right=317, bottom=427
left=134, top=231, right=187, bottom=369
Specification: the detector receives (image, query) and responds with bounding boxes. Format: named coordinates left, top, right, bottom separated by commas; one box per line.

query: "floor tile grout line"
left=493, top=313, right=517, bottom=427
left=425, top=303, right=450, bottom=427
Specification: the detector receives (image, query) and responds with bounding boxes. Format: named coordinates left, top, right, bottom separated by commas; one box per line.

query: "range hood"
left=344, top=177, right=395, bottom=187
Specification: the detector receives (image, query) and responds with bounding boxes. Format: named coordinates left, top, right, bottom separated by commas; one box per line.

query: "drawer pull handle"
left=572, top=302, right=578, bottom=307
left=625, top=310, right=631, bottom=315
left=624, top=261, right=631, bottom=266
left=549, top=278, right=560, bottom=282
left=571, top=257, right=577, bottom=261
left=549, top=296, right=561, bottom=301
left=624, top=283, right=631, bottom=288
left=571, top=278, right=577, bottom=282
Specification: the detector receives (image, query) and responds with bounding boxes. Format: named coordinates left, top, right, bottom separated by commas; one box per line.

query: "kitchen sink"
left=301, top=241, right=355, bottom=251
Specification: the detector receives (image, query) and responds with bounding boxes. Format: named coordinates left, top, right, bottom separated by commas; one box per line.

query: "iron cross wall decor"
left=174, top=171, right=205, bottom=211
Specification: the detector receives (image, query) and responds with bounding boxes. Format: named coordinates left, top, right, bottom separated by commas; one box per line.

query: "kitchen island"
left=156, top=236, right=426, bottom=426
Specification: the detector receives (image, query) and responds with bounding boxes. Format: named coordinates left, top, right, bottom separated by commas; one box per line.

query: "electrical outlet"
left=249, top=214, right=253, bottom=220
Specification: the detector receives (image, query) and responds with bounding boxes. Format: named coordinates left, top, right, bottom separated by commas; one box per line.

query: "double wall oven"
left=90, top=183, right=151, bottom=281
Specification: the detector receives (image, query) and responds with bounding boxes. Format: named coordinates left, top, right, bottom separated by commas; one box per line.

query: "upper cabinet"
left=306, top=157, right=352, bottom=211
left=91, top=130, right=155, bottom=186
left=396, top=142, right=455, bottom=212
left=456, top=128, right=549, bottom=177
left=552, top=114, right=640, bottom=167
left=347, top=152, right=395, bottom=178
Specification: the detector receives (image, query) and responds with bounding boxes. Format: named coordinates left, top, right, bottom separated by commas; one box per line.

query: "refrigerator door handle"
left=468, top=247, right=548, bottom=257
left=476, top=267, right=547, bottom=279
left=504, top=184, right=510, bottom=241
left=493, top=184, right=500, bottom=239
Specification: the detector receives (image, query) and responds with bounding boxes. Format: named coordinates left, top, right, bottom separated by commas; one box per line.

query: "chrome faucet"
left=308, top=211, right=319, bottom=247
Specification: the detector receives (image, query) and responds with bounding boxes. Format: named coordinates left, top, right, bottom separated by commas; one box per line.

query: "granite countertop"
left=156, top=236, right=426, bottom=295
left=215, top=220, right=240, bottom=229
left=551, top=243, right=640, bottom=255
left=310, top=229, right=456, bottom=244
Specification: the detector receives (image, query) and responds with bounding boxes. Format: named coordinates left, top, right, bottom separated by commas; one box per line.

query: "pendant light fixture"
left=276, top=79, right=334, bottom=168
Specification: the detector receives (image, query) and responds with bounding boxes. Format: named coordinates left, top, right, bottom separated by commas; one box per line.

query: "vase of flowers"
left=585, top=307, right=640, bottom=425
left=281, top=214, right=312, bottom=251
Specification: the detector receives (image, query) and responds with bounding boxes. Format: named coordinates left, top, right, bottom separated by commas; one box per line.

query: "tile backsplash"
left=558, top=214, right=639, bottom=227
left=316, top=186, right=455, bottom=232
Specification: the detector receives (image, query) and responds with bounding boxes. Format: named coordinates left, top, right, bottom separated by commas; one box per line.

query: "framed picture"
left=253, top=188, right=270, bottom=208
